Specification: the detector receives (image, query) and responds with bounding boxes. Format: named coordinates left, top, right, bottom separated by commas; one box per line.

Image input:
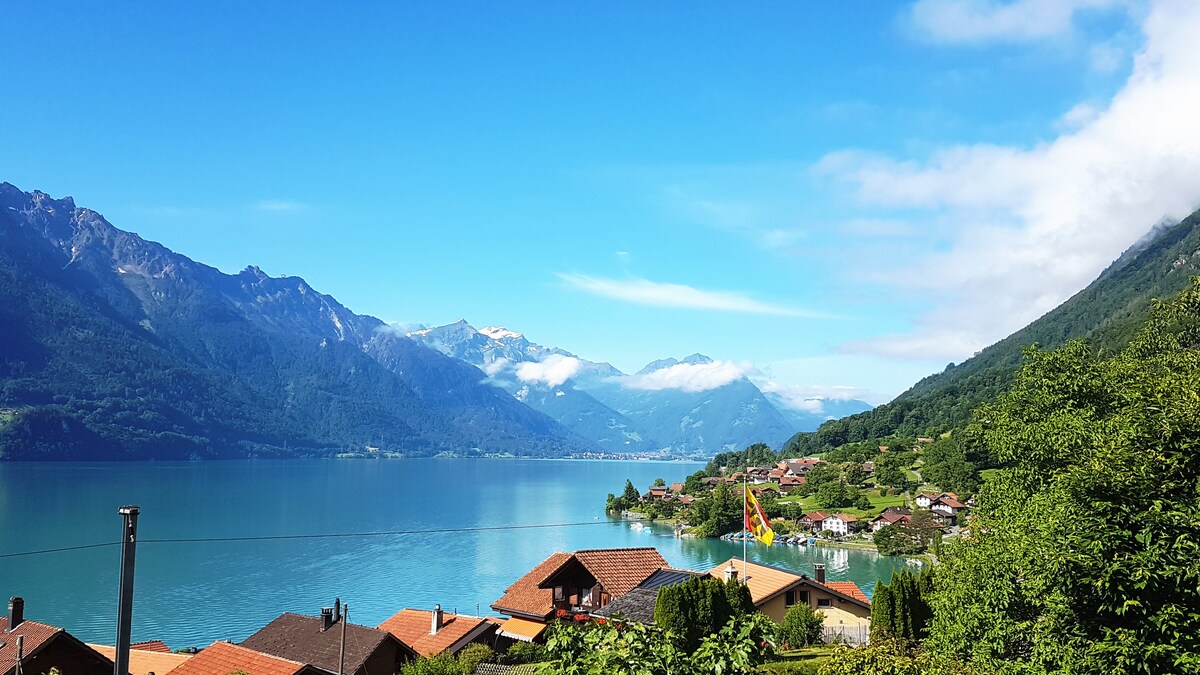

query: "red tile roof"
left=569, top=548, right=668, bottom=596
left=378, top=609, right=491, bottom=657
left=0, top=618, right=66, bottom=673
left=800, top=511, right=828, bottom=521
left=492, top=552, right=572, bottom=619
left=88, top=644, right=192, bottom=675
left=170, top=641, right=312, bottom=675
left=935, top=496, right=966, bottom=509
left=825, top=582, right=871, bottom=605
left=130, top=640, right=172, bottom=653
left=826, top=513, right=858, bottom=522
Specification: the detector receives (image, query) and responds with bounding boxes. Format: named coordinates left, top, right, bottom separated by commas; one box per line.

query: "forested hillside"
left=785, top=206, right=1200, bottom=454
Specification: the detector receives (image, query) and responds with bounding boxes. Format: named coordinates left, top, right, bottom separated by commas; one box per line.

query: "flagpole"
left=742, top=471, right=747, bottom=580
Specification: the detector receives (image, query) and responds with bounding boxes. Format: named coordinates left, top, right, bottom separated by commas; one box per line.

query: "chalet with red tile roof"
left=240, top=604, right=414, bottom=675
left=930, top=495, right=967, bottom=522
left=1, top=598, right=112, bottom=675
left=820, top=513, right=859, bottom=536
left=779, top=475, right=806, bottom=493
left=798, top=511, right=828, bottom=530
left=915, top=492, right=942, bottom=508
left=490, top=548, right=668, bottom=641
left=870, top=511, right=912, bottom=531
left=169, top=641, right=323, bottom=675
left=379, top=606, right=496, bottom=657
left=669, top=482, right=684, bottom=494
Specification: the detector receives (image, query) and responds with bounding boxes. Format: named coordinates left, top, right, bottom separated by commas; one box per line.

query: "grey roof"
left=636, top=567, right=704, bottom=591
left=591, top=567, right=703, bottom=624
left=591, top=588, right=659, bottom=624
left=240, top=613, right=409, bottom=674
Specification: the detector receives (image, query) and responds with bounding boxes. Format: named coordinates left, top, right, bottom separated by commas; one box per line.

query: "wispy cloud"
left=906, top=0, right=1130, bottom=44
left=617, top=360, right=757, bottom=393
left=254, top=200, right=310, bottom=213
left=820, top=0, right=1200, bottom=362
left=557, top=273, right=823, bottom=317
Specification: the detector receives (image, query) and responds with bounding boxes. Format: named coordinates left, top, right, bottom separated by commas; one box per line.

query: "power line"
left=0, top=519, right=624, bottom=559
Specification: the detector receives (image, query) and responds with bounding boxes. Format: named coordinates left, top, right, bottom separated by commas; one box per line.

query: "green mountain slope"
left=786, top=208, right=1200, bottom=453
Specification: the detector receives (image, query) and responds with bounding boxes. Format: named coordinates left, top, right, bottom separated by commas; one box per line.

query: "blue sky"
left=4, top=0, right=1199, bottom=405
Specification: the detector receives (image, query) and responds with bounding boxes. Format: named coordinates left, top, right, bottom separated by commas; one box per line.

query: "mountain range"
left=0, top=183, right=868, bottom=460
left=405, top=322, right=871, bottom=456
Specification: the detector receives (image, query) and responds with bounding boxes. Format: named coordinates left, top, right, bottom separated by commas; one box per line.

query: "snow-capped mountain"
left=406, top=320, right=874, bottom=455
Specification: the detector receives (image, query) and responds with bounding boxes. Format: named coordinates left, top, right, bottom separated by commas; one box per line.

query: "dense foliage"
left=870, top=568, right=933, bottom=642
left=654, top=576, right=754, bottom=651
left=703, top=443, right=779, bottom=476
left=926, top=282, right=1200, bottom=674
left=544, top=612, right=779, bottom=675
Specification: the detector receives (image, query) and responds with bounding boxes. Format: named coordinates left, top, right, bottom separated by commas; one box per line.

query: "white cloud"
left=823, top=0, right=1200, bottom=362
left=557, top=273, right=822, bottom=317
left=907, top=0, right=1129, bottom=44
left=254, top=200, right=310, bottom=213
left=514, top=354, right=582, bottom=388
left=483, top=357, right=510, bottom=377
left=618, top=360, right=757, bottom=393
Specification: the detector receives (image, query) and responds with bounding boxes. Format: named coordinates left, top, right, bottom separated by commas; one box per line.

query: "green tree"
left=622, top=479, right=640, bottom=504
left=654, top=576, right=751, bottom=651
left=845, top=463, right=867, bottom=486
left=653, top=477, right=666, bottom=487
left=927, top=283, right=1200, bottom=674
left=814, top=480, right=852, bottom=509
left=781, top=601, right=825, bottom=647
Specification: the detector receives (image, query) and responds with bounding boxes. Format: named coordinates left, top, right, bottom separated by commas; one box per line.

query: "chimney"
left=723, top=562, right=738, bottom=583
left=321, top=607, right=334, bottom=631
left=431, top=604, right=443, bottom=635
left=7, top=597, right=23, bottom=631
left=334, top=598, right=341, bottom=623
left=814, top=564, right=826, bottom=584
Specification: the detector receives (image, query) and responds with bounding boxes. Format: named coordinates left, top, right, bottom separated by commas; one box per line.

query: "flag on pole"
left=744, top=488, right=775, bottom=546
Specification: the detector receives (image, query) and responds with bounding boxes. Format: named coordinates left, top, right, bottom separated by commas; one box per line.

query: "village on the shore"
left=4, top=543, right=873, bottom=675
left=3, top=444, right=974, bottom=675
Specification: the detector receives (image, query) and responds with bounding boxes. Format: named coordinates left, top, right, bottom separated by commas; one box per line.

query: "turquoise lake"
left=0, top=459, right=912, bottom=647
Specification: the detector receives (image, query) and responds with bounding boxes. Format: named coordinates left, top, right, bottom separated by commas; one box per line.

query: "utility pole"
left=115, top=505, right=140, bottom=675
left=338, top=603, right=348, bottom=675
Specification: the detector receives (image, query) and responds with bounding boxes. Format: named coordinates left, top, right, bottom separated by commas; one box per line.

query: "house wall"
left=358, top=641, right=408, bottom=675
left=755, top=586, right=870, bottom=629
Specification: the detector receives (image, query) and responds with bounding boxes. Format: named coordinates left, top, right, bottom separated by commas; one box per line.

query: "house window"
left=799, top=591, right=809, bottom=604
left=554, top=586, right=565, bottom=602
left=581, top=586, right=593, bottom=606
left=785, top=590, right=796, bottom=606
left=817, top=598, right=832, bottom=608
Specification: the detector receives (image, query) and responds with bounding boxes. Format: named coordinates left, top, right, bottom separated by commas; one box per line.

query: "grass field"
left=776, top=489, right=909, bottom=519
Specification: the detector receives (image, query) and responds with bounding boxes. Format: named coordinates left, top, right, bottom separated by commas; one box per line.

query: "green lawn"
left=757, top=645, right=835, bottom=674
left=776, top=489, right=908, bottom=519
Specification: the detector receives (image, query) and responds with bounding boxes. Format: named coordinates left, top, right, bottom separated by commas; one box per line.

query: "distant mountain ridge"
left=406, top=320, right=873, bottom=456
left=0, top=183, right=585, bottom=459
left=785, top=204, right=1200, bottom=452
left=0, top=182, right=872, bottom=461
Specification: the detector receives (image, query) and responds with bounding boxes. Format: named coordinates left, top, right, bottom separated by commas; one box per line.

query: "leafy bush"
left=455, top=643, right=493, bottom=673
left=781, top=602, right=824, bottom=648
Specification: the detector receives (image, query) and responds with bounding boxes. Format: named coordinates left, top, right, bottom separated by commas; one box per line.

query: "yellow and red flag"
left=744, top=488, right=775, bottom=546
